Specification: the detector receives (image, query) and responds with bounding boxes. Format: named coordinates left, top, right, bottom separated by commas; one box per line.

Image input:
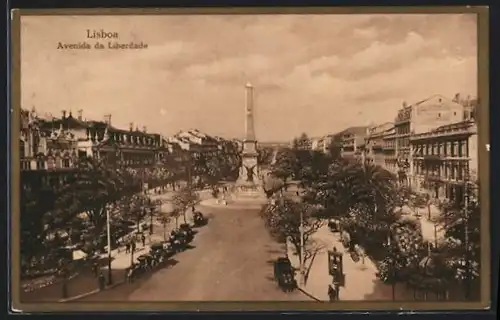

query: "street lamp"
left=387, top=231, right=397, bottom=301
left=106, top=206, right=113, bottom=285
left=299, top=214, right=305, bottom=287
left=104, top=145, right=122, bottom=286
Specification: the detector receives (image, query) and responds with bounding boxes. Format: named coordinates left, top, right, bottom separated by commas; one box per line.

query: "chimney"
left=77, top=109, right=83, bottom=121
left=142, top=126, right=147, bottom=133
left=454, top=93, right=460, bottom=103
left=129, top=122, right=134, bottom=131
left=104, top=114, right=112, bottom=125
left=402, top=101, right=407, bottom=108
left=62, top=110, right=67, bottom=119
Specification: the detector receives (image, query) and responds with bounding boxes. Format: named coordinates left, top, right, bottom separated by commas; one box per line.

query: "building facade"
left=20, top=108, right=80, bottom=192
left=365, top=122, right=395, bottom=168
left=410, top=120, right=477, bottom=201
left=20, top=108, right=169, bottom=193
left=340, top=126, right=368, bottom=159
left=393, top=95, right=464, bottom=186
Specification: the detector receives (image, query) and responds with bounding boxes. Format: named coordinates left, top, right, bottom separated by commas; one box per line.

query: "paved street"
left=80, top=203, right=310, bottom=301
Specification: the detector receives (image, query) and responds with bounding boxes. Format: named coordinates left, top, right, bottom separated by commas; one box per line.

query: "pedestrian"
left=127, top=267, right=134, bottom=283
left=125, top=242, right=130, bottom=254
left=141, top=234, right=146, bottom=247
left=131, top=241, right=136, bottom=253
left=92, top=261, right=99, bottom=277
left=328, top=284, right=337, bottom=302
left=98, top=272, right=106, bottom=291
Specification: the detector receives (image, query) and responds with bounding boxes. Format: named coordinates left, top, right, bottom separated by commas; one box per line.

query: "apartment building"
left=410, top=120, right=477, bottom=201
left=393, top=95, right=464, bottom=186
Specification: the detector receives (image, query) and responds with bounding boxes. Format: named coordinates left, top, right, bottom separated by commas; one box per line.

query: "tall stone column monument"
left=236, top=82, right=262, bottom=193
left=198, top=82, right=267, bottom=209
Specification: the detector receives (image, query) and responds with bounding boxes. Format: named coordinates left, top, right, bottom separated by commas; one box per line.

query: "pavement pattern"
left=80, top=202, right=310, bottom=301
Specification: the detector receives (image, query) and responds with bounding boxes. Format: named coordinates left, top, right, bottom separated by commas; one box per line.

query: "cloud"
left=20, top=13, right=478, bottom=141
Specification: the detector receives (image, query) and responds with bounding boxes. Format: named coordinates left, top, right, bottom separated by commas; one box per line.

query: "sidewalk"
left=101, top=207, right=197, bottom=270
left=287, top=225, right=415, bottom=301
left=20, top=186, right=207, bottom=302
left=403, top=204, right=445, bottom=244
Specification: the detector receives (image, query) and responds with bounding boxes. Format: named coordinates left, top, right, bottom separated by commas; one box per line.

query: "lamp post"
left=299, top=206, right=305, bottom=286
left=149, top=206, right=155, bottom=241
left=463, top=170, right=471, bottom=300
left=387, top=231, right=397, bottom=301
left=105, top=146, right=122, bottom=286
left=106, top=206, right=113, bottom=285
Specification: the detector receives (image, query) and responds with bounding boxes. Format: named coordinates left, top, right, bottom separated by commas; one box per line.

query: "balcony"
left=423, top=154, right=444, bottom=161
left=411, top=125, right=476, bottom=141
left=424, top=174, right=442, bottom=182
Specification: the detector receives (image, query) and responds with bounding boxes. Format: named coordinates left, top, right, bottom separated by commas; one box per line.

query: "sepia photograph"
left=10, top=7, right=490, bottom=312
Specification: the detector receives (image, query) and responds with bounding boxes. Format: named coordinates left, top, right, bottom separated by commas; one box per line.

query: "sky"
left=20, top=13, right=477, bottom=142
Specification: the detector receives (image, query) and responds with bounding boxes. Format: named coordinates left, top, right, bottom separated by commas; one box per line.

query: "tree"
left=327, top=135, right=343, bottom=161
left=171, top=186, right=199, bottom=224
left=263, top=174, right=285, bottom=198
left=20, top=183, right=59, bottom=275
left=119, top=193, right=151, bottom=231
left=260, top=198, right=324, bottom=265
left=55, top=156, right=126, bottom=252
left=155, top=200, right=172, bottom=241
left=436, top=182, right=480, bottom=299
left=297, top=150, right=331, bottom=188
left=303, top=161, right=400, bottom=260
left=270, top=148, right=296, bottom=187
left=292, top=132, right=310, bottom=150
left=200, top=153, right=223, bottom=190
left=258, top=147, right=274, bottom=168
left=305, top=162, right=398, bottom=221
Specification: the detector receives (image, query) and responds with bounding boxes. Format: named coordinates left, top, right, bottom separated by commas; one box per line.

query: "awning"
left=72, top=249, right=88, bottom=261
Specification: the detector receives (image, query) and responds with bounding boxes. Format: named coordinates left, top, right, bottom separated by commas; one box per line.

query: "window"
left=438, top=113, right=441, bottom=118
left=20, top=140, right=25, bottom=159
left=36, top=159, right=45, bottom=170
left=63, top=158, right=70, bottom=168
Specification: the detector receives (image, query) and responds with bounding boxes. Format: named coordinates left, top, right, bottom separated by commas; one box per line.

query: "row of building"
left=308, top=93, right=479, bottom=203
left=20, top=108, right=241, bottom=192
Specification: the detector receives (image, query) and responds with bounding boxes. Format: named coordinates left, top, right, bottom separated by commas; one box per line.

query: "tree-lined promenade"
left=20, top=129, right=479, bottom=302
left=20, top=139, right=250, bottom=286
left=261, top=133, right=480, bottom=301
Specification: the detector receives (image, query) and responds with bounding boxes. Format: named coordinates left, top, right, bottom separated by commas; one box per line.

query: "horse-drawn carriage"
left=273, top=257, right=297, bottom=292
left=328, top=219, right=341, bottom=233
left=150, top=242, right=174, bottom=264
left=193, top=211, right=207, bottom=227
left=168, top=229, right=190, bottom=252
left=179, top=223, right=195, bottom=242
